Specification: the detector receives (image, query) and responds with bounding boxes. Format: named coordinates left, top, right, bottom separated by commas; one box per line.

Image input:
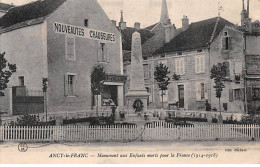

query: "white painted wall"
left=0, top=23, right=48, bottom=90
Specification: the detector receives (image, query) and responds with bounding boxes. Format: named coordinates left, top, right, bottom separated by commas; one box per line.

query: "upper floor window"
left=98, top=43, right=108, bottom=62
left=19, top=76, right=24, bottom=86
left=84, top=19, right=89, bottom=27
left=195, top=55, right=205, bottom=74
left=175, top=58, right=184, bottom=75
left=66, top=36, right=75, bottom=60
left=222, top=31, right=232, bottom=51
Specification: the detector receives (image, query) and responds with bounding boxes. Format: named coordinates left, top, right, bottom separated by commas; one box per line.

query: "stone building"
left=123, top=0, right=260, bottom=114
left=0, top=0, right=125, bottom=116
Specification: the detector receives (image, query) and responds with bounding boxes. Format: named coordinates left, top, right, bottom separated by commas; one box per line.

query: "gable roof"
left=0, top=2, right=14, bottom=11
left=0, top=0, right=66, bottom=30
left=119, top=27, right=154, bottom=51
left=144, top=22, right=158, bottom=31
left=154, top=17, right=234, bottom=55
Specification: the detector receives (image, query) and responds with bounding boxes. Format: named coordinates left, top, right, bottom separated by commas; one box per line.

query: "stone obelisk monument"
left=126, top=31, right=149, bottom=113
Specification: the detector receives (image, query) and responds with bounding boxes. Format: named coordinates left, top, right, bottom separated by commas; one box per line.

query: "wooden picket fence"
left=0, top=123, right=259, bottom=142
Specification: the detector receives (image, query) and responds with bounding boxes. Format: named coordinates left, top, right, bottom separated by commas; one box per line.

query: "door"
left=178, top=85, right=184, bottom=108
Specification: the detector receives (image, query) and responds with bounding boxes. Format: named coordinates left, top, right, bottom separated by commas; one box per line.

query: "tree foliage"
left=154, top=63, right=170, bottom=108
left=210, top=63, right=227, bottom=111
left=91, top=65, right=106, bottom=95
left=0, top=52, right=16, bottom=96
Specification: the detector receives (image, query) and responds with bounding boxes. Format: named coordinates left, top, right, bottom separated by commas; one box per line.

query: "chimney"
left=119, top=10, right=126, bottom=30
left=111, top=20, right=117, bottom=27
left=134, top=22, right=140, bottom=30
left=182, top=15, right=189, bottom=30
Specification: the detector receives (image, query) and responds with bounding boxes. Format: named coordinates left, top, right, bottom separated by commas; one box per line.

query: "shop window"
left=66, top=36, right=75, bottom=60
left=19, top=76, right=24, bottom=86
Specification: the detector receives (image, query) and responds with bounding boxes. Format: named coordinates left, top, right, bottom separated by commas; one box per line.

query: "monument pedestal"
left=126, top=90, right=149, bottom=114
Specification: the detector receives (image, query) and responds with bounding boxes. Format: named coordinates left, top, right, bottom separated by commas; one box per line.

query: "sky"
left=1, top=0, right=260, bottom=28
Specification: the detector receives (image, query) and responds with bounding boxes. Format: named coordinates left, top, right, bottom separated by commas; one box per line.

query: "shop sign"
left=53, top=22, right=115, bottom=43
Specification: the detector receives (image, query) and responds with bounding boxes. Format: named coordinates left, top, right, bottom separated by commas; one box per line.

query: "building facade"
left=0, top=0, right=125, bottom=116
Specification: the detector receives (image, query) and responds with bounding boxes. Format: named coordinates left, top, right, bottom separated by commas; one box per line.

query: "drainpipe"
left=243, top=35, right=248, bottom=114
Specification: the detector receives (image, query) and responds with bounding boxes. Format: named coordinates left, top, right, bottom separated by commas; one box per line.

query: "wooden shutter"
left=73, top=75, right=78, bottom=96
left=105, top=44, right=109, bottom=62
left=247, top=87, right=252, bottom=102
left=240, top=88, right=245, bottom=101
left=222, top=37, right=226, bottom=50
left=195, top=57, right=199, bottom=73
left=205, top=83, right=208, bottom=100
left=196, top=82, right=201, bottom=101
left=97, top=42, right=101, bottom=62
left=228, top=37, right=232, bottom=50
left=229, top=89, right=234, bottom=102
left=64, top=75, right=68, bottom=96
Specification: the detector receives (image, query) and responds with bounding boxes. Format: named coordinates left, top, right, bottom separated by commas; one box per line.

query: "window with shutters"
left=222, top=31, right=232, bottom=51
left=196, top=82, right=208, bottom=101
left=234, top=89, right=241, bottom=101
left=195, top=55, right=205, bottom=73
left=175, top=58, right=184, bottom=75
left=66, top=36, right=75, bottom=60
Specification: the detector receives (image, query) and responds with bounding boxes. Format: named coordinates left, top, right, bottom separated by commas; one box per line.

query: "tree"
left=91, top=65, right=106, bottom=116
left=210, top=63, right=227, bottom=112
left=154, top=63, right=170, bottom=109
left=0, top=52, right=16, bottom=96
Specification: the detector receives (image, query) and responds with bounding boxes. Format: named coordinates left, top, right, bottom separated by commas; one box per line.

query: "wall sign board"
left=53, top=22, right=116, bottom=43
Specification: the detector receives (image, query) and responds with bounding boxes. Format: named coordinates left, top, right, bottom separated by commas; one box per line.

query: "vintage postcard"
left=0, top=0, right=260, bottom=164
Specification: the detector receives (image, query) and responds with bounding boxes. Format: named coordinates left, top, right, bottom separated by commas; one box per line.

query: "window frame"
left=195, top=55, right=205, bottom=74
left=65, top=35, right=76, bottom=61
left=175, top=57, right=185, bottom=75
left=18, top=76, right=25, bottom=86
left=234, top=89, right=241, bottom=101
left=65, top=73, right=77, bottom=97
